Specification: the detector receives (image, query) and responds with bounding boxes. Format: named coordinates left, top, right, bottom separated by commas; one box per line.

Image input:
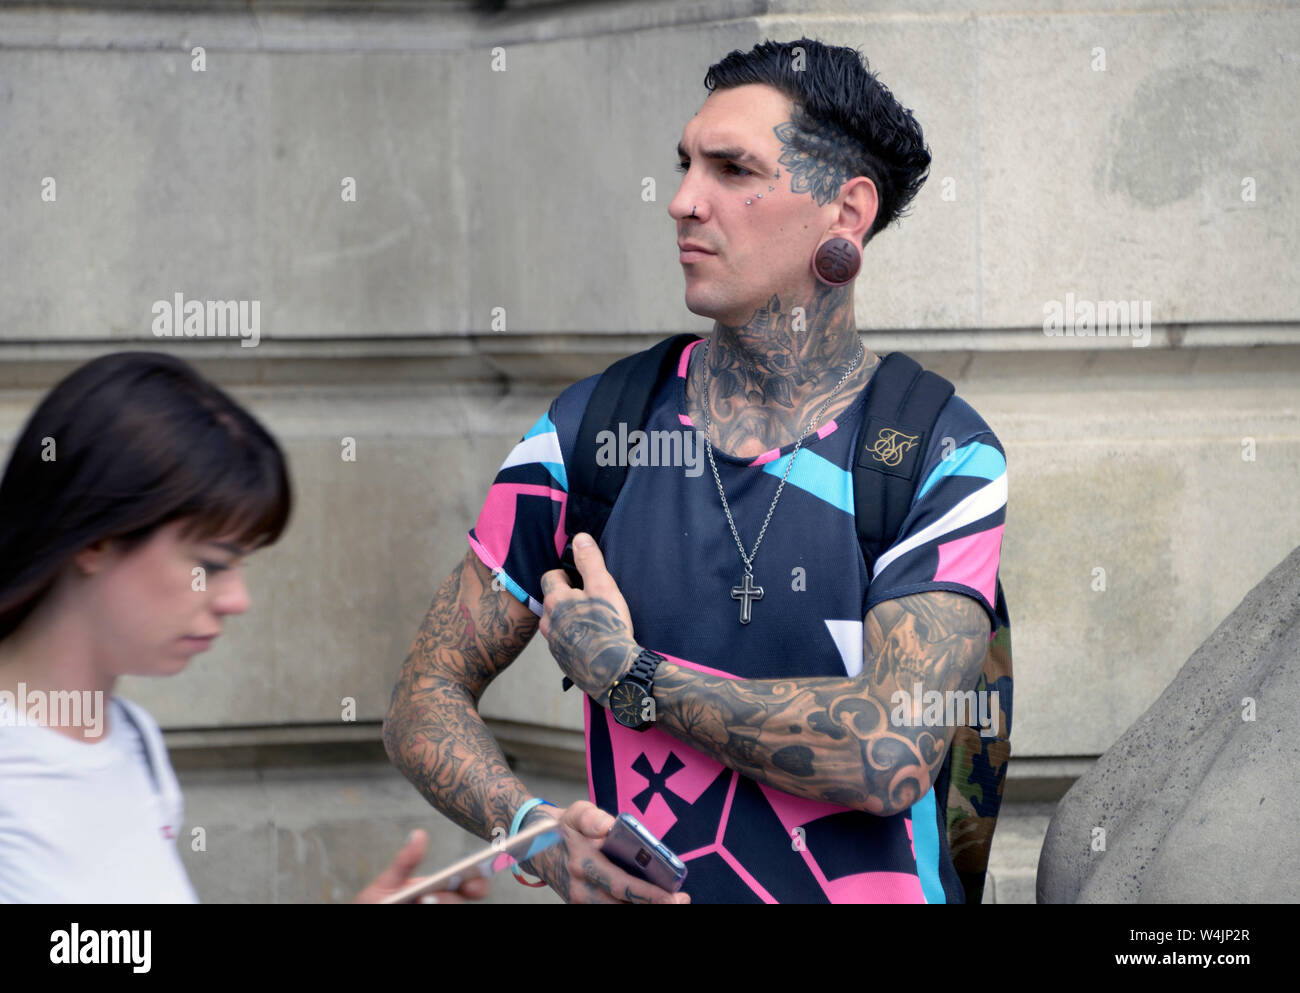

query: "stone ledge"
left=2, top=326, right=1297, bottom=390
left=0, top=0, right=771, bottom=53
left=1, top=0, right=1264, bottom=55
left=163, top=717, right=1093, bottom=802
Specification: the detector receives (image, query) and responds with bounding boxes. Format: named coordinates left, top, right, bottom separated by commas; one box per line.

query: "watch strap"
left=620, top=648, right=665, bottom=691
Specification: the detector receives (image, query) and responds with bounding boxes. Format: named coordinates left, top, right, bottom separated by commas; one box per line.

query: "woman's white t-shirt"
left=0, top=696, right=198, bottom=903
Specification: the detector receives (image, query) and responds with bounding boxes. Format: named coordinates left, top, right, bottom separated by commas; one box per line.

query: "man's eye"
left=199, top=560, right=231, bottom=575
left=723, top=163, right=751, bottom=177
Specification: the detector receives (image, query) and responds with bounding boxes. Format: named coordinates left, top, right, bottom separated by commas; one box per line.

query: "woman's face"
left=86, top=519, right=252, bottom=677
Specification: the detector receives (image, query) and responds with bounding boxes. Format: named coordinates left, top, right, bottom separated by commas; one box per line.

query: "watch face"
left=609, top=682, right=648, bottom=727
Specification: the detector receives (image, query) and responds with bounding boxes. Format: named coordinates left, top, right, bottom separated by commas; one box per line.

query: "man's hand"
left=539, top=533, right=639, bottom=705
left=523, top=801, right=689, bottom=905
left=352, top=828, right=490, bottom=904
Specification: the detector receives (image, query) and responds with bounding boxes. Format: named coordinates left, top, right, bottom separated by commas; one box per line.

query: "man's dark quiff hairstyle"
left=704, top=37, right=931, bottom=245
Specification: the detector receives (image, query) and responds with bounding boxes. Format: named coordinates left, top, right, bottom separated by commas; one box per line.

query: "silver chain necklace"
left=700, top=337, right=865, bottom=624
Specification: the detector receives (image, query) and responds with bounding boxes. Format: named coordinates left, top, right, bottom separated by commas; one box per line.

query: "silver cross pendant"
left=731, top=571, right=764, bottom=625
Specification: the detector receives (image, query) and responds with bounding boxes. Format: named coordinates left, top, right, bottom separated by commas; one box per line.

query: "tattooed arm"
left=383, top=548, right=686, bottom=904
left=382, top=548, right=541, bottom=844
left=541, top=536, right=990, bottom=818
left=651, top=592, right=990, bottom=816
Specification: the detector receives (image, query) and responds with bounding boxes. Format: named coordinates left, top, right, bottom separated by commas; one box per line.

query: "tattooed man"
left=385, top=39, right=1008, bottom=903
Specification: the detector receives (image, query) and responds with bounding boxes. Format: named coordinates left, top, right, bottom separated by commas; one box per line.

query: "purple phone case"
left=600, top=813, right=687, bottom=893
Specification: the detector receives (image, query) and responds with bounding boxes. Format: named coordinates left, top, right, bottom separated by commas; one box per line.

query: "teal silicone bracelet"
left=509, top=798, right=556, bottom=882
left=510, top=798, right=552, bottom=837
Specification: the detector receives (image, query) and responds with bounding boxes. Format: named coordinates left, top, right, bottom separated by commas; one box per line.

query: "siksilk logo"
left=868, top=428, right=920, bottom=468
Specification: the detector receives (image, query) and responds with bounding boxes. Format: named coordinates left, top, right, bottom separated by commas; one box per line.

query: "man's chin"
left=682, top=288, right=739, bottom=325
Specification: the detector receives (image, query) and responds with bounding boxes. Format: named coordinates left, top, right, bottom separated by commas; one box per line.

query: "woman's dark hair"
left=0, top=352, right=292, bottom=642
left=704, top=37, right=931, bottom=244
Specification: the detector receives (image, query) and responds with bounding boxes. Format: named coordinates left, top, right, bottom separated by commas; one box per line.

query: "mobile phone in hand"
left=600, top=812, right=687, bottom=893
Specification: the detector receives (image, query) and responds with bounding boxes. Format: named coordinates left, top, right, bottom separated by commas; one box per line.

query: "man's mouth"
left=678, top=242, right=715, bottom=262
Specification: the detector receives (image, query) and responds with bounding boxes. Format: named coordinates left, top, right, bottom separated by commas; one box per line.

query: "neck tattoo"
left=700, top=337, right=865, bottom=624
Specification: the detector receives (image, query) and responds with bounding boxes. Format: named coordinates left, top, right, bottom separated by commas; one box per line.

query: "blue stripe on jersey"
left=524, top=411, right=556, bottom=440
left=912, top=787, right=944, bottom=904
left=762, top=448, right=854, bottom=515
left=542, top=462, right=567, bottom=491
left=497, top=568, right=531, bottom=607
left=916, top=441, right=1006, bottom=502
left=517, top=412, right=568, bottom=490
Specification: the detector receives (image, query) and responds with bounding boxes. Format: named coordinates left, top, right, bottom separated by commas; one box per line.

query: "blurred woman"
left=0, top=352, right=480, bottom=904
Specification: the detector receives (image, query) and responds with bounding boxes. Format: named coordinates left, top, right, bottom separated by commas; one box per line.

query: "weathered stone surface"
left=1037, top=546, right=1300, bottom=903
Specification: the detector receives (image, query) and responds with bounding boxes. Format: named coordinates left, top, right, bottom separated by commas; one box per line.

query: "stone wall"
left=2, top=0, right=1296, bottom=901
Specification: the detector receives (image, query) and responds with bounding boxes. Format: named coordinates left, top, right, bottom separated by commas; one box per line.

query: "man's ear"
left=833, top=175, right=879, bottom=247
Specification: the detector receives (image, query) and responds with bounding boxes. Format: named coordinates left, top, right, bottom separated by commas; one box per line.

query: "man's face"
left=670, top=84, right=828, bottom=326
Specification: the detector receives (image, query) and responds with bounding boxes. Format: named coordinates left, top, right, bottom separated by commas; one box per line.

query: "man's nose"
left=668, top=171, right=706, bottom=222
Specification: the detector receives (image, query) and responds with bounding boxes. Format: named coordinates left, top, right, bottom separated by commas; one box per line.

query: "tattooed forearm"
left=383, top=549, right=539, bottom=841
left=651, top=592, right=990, bottom=816
left=519, top=806, right=571, bottom=902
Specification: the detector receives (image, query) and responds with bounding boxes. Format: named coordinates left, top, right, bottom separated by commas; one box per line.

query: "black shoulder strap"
left=562, top=333, right=701, bottom=576
left=853, top=352, right=955, bottom=576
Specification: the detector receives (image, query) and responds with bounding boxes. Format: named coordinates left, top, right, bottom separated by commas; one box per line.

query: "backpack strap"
left=561, top=333, right=701, bottom=580
left=853, top=352, right=955, bottom=576
left=854, top=353, right=1016, bottom=905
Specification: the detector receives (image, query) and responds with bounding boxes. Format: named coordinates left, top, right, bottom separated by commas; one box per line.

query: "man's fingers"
left=569, top=535, right=634, bottom=632
left=560, top=803, right=684, bottom=905
left=571, top=533, right=611, bottom=588
left=376, top=829, right=428, bottom=889
left=539, top=569, right=572, bottom=598
left=456, top=876, right=490, bottom=900
left=565, top=800, right=615, bottom=839
left=579, top=850, right=680, bottom=905
left=418, top=887, right=462, bottom=904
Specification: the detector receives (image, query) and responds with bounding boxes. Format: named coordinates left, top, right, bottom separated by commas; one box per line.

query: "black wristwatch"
left=607, top=649, right=665, bottom=732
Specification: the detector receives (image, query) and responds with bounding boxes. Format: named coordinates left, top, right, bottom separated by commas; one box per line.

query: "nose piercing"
left=690, top=205, right=697, bottom=218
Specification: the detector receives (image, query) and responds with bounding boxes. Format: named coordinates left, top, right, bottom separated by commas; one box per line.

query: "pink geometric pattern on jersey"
left=934, top=524, right=1005, bottom=607
left=592, top=650, right=735, bottom=841
left=472, top=482, right=568, bottom=565
left=678, top=413, right=694, bottom=427
left=588, top=650, right=927, bottom=903
left=827, top=870, right=926, bottom=902
left=605, top=716, right=721, bottom=842
left=744, top=417, right=842, bottom=466
left=673, top=775, right=780, bottom=903
left=759, top=783, right=925, bottom=903
left=677, top=338, right=703, bottom=378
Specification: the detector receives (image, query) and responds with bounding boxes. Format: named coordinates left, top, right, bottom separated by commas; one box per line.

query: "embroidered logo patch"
left=857, top=417, right=926, bottom=480
left=867, top=427, right=920, bottom=468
